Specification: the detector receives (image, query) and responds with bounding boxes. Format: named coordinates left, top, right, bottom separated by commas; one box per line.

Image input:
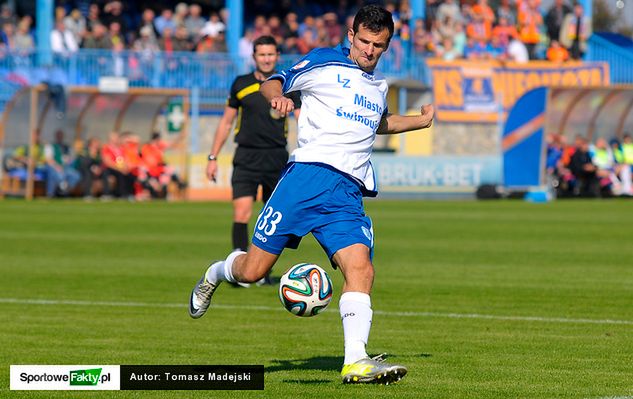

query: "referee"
left=206, top=35, right=300, bottom=285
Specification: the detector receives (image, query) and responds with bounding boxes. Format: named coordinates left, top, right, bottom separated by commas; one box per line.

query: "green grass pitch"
left=1, top=199, right=632, bottom=398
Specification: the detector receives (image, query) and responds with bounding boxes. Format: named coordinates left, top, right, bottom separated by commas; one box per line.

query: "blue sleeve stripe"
left=268, top=73, right=286, bottom=85
left=286, top=62, right=360, bottom=92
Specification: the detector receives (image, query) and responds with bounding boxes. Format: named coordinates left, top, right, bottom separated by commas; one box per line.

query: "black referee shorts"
left=231, top=147, right=288, bottom=202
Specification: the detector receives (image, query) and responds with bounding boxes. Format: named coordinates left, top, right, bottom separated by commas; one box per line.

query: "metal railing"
left=0, top=48, right=430, bottom=107
left=587, top=35, right=633, bottom=84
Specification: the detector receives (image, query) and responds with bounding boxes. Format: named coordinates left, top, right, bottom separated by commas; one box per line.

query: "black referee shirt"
left=227, top=72, right=301, bottom=149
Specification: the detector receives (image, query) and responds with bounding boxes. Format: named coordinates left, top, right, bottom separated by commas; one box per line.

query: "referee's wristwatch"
left=207, top=154, right=217, bottom=161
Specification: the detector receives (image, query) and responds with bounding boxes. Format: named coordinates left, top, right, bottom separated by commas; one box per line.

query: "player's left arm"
left=377, top=104, right=434, bottom=135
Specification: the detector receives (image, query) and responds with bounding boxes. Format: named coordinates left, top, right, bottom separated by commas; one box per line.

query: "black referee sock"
left=232, top=222, right=249, bottom=251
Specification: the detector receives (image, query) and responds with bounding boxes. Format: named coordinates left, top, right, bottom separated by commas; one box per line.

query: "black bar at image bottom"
left=120, top=365, right=264, bottom=390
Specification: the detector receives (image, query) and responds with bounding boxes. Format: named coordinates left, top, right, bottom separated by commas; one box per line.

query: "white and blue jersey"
left=269, top=45, right=389, bottom=196
left=253, top=45, right=388, bottom=261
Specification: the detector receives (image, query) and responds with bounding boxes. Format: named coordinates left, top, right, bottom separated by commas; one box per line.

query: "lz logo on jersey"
left=337, top=74, right=351, bottom=88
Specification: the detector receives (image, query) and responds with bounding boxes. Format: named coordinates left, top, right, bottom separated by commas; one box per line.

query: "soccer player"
left=205, top=35, right=301, bottom=284
left=190, top=5, right=434, bottom=384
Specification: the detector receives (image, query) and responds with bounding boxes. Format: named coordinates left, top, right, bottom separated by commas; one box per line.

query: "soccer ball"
left=279, top=263, right=333, bottom=317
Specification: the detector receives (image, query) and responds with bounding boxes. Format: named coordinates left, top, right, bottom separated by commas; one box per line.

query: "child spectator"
left=546, top=40, right=569, bottom=62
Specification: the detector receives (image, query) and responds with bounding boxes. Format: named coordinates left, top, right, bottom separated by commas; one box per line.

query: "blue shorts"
left=252, top=162, right=374, bottom=261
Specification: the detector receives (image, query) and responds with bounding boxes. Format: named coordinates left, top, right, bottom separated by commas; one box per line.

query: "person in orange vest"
left=140, top=131, right=186, bottom=198
left=517, top=0, right=543, bottom=59
left=546, top=40, right=569, bottom=62
left=101, top=131, right=135, bottom=199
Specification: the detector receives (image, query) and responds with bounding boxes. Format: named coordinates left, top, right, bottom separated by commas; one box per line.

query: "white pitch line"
left=1, top=298, right=632, bottom=326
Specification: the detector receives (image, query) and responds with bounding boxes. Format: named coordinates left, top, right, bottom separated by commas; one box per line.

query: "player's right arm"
left=206, top=106, right=238, bottom=182
left=260, top=80, right=295, bottom=118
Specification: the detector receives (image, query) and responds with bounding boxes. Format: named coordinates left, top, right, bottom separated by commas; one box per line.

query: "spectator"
left=434, top=37, right=461, bottom=60
left=463, top=36, right=488, bottom=60
left=1, top=22, right=15, bottom=50
left=82, top=23, right=111, bottom=49
left=159, top=26, right=175, bottom=52
left=252, top=14, right=268, bottom=39
left=120, top=132, right=147, bottom=199
left=438, top=15, right=459, bottom=43
left=437, top=0, right=463, bottom=28
left=173, top=3, right=189, bottom=27
left=195, top=34, right=215, bottom=53
left=471, top=0, right=495, bottom=32
left=506, top=33, right=529, bottom=62
left=111, top=41, right=126, bottom=76
left=200, top=11, right=225, bottom=38
left=141, top=132, right=186, bottom=199
left=282, top=31, right=301, bottom=54
left=487, top=34, right=507, bottom=59
left=298, top=15, right=316, bottom=38
left=74, top=137, right=103, bottom=199
left=0, top=4, right=16, bottom=27
left=138, top=9, right=159, bottom=45
left=8, top=130, right=47, bottom=183
left=108, top=21, right=125, bottom=47
left=412, top=20, right=434, bottom=55
left=313, top=16, right=331, bottom=48
left=592, top=137, right=621, bottom=196
left=13, top=18, right=34, bottom=52
left=267, top=15, right=285, bottom=44
left=85, top=3, right=102, bottom=33
left=492, top=16, right=519, bottom=47
left=172, top=26, right=193, bottom=52
left=545, top=0, right=571, bottom=43
left=560, top=3, right=591, bottom=60
left=211, top=29, right=227, bottom=52
left=185, top=4, right=206, bottom=40
left=44, top=129, right=81, bottom=198
left=101, top=131, right=135, bottom=199
left=102, top=1, right=128, bottom=37
left=238, top=27, right=255, bottom=61
left=610, top=138, right=633, bottom=195
left=282, top=12, right=299, bottom=37
left=55, top=6, right=67, bottom=24
left=546, top=40, right=569, bottom=62
left=570, top=136, right=599, bottom=197
left=466, top=12, right=491, bottom=42
left=51, top=19, right=79, bottom=54
left=397, top=0, right=412, bottom=41
left=155, top=8, right=176, bottom=37
left=133, top=26, right=160, bottom=55
left=64, top=9, right=86, bottom=46
left=323, top=12, right=341, bottom=46
left=517, top=0, right=543, bottom=59
left=497, top=0, right=517, bottom=27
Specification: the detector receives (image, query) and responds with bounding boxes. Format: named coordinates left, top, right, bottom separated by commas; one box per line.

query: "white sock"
left=339, top=291, right=372, bottom=365
left=205, top=250, right=245, bottom=284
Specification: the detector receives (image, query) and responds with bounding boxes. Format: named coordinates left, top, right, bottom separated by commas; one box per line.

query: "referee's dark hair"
left=352, top=5, right=394, bottom=43
left=253, top=35, right=279, bottom=53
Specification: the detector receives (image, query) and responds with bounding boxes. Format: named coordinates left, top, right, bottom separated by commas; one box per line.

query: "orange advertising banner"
left=426, top=60, right=610, bottom=123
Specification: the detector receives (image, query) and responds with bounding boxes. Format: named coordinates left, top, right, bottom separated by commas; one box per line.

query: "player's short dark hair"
left=253, top=35, right=279, bottom=53
left=352, top=5, right=394, bottom=42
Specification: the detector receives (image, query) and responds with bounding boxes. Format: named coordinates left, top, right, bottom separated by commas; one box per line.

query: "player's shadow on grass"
left=266, top=356, right=341, bottom=374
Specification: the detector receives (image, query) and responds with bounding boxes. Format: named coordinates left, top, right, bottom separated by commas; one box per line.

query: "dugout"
left=502, top=86, right=633, bottom=189
left=0, top=85, right=190, bottom=199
